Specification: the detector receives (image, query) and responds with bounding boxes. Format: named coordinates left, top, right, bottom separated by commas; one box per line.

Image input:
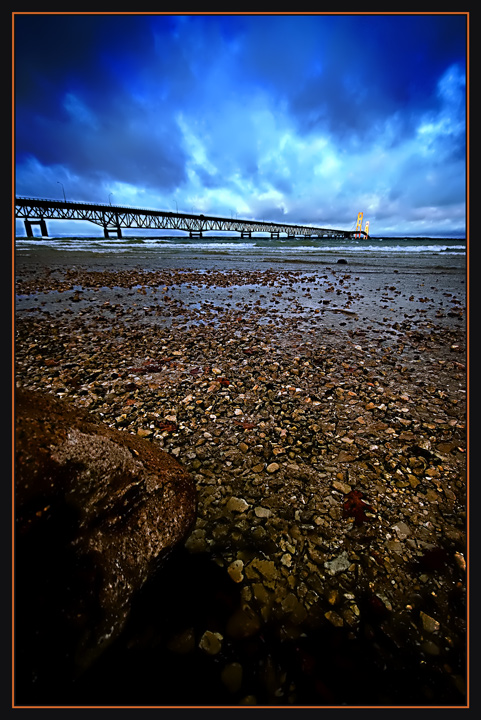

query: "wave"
left=15, top=236, right=466, bottom=256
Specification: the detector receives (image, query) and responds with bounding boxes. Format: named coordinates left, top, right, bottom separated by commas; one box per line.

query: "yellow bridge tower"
left=354, top=213, right=369, bottom=237
left=355, top=212, right=363, bottom=238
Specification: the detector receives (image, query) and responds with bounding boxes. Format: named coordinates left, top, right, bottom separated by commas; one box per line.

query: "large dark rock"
left=14, top=388, right=197, bottom=692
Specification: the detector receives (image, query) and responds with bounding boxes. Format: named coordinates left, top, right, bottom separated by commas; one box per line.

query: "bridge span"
left=15, top=197, right=367, bottom=239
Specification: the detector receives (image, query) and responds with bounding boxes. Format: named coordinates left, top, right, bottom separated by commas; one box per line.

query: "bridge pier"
left=103, top=224, right=122, bottom=238
left=189, top=230, right=203, bottom=237
left=102, top=211, right=122, bottom=238
left=241, top=230, right=251, bottom=238
left=24, top=218, right=48, bottom=237
left=270, top=232, right=280, bottom=238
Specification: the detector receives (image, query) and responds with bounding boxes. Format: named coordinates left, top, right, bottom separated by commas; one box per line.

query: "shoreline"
left=14, top=256, right=467, bottom=706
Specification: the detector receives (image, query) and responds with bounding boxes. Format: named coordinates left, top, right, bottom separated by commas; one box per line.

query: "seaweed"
left=342, top=490, right=374, bottom=525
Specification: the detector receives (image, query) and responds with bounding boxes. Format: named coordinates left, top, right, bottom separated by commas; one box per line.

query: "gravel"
left=14, top=261, right=467, bottom=707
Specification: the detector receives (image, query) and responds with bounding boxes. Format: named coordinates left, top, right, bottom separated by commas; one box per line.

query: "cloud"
left=14, top=13, right=467, bottom=235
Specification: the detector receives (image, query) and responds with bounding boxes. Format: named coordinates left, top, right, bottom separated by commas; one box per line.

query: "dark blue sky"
left=14, top=13, right=467, bottom=236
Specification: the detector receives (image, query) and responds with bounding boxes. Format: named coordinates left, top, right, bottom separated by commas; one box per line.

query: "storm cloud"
left=14, top=13, right=467, bottom=236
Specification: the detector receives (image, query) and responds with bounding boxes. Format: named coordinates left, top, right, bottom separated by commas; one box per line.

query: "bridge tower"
left=355, top=212, right=363, bottom=238
left=364, top=220, right=370, bottom=237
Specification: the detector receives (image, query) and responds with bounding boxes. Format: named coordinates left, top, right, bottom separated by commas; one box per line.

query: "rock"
left=421, top=640, right=441, bottom=656
left=420, top=611, right=440, bottom=633
left=454, top=552, right=466, bottom=572
left=226, top=605, right=262, bottom=639
left=221, top=662, right=243, bottom=693
left=15, top=388, right=196, bottom=686
left=14, top=262, right=468, bottom=705
left=392, top=521, right=411, bottom=539
left=184, top=528, right=208, bottom=553
left=245, top=558, right=278, bottom=582
left=332, top=479, right=352, bottom=494
left=166, top=627, right=196, bottom=654
left=337, top=450, right=358, bottom=463
left=324, top=551, right=351, bottom=575
left=199, top=630, right=223, bottom=655
left=226, top=496, right=250, bottom=513
left=266, top=462, right=280, bottom=473
left=324, top=610, right=344, bottom=626
left=228, top=559, right=245, bottom=583
left=254, top=506, right=272, bottom=518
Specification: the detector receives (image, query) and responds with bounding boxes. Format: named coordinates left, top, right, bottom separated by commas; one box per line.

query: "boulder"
left=14, top=388, right=197, bottom=690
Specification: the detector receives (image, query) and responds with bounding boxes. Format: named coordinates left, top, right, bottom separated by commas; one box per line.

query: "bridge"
left=15, top=197, right=367, bottom=239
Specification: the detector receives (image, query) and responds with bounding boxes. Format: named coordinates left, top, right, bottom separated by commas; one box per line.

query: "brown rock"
left=337, top=449, right=358, bottom=463
left=15, top=388, right=196, bottom=686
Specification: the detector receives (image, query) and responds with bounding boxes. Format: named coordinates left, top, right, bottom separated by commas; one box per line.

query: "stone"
left=324, top=610, right=344, bottom=627
left=228, top=559, right=245, bottom=583
left=392, top=521, right=411, bottom=539
left=327, top=589, right=341, bottom=606
left=454, top=552, right=466, bottom=572
left=199, top=630, right=223, bottom=655
left=221, top=662, right=243, bottom=693
left=324, top=551, right=351, bottom=575
left=226, top=605, right=261, bottom=639
left=420, top=611, right=440, bottom=633
left=254, top=506, right=272, bottom=518
left=386, top=540, right=403, bottom=555
left=337, top=450, right=358, bottom=463
left=332, top=480, right=352, bottom=494
left=245, top=558, right=278, bottom=582
left=15, top=388, right=196, bottom=685
left=421, top=640, right=441, bottom=656
left=166, top=627, right=196, bottom=654
left=266, top=462, right=280, bottom=473
left=14, top=260, right=468, bottom=705
left=226, top=496, right=250, bottom=513
left=184, top=528, right=208, bottom=553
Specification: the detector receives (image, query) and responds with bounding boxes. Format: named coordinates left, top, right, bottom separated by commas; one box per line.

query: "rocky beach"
left=14, top=251, right=468, bottom=707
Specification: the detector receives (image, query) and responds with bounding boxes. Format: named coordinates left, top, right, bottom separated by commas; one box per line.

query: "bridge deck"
left=15, top=197, right=366, bottom=238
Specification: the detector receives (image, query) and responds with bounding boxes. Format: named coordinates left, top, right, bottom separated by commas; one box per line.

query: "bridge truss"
left=15, top=197, right=366, bottom=239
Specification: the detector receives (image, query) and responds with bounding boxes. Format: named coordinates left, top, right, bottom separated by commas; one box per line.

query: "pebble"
left=15, top=260, right=467, bottom=706
left=324, top=551, right=351, bottom=575
left=221, top=662, right=243, bottom=693
left=325, top=610, right=344, bottom=627
left=227, top=559, right=244, bottom=583
left=266, top=462, right=280, bottom=473
left=421, top=640, right=441, bottom=656
left=226, top=497, right=249, bottom=513
left=199, top=630, right=223, bottom=655
left=332, top=480, right=352, bottom=494
left=392, top=521, right=411, bottom=539
left=166, top=627, right=196, bottom=654
left=420, top=611, right=440, bottom=633
left=254, top=506, right=272, bottom=518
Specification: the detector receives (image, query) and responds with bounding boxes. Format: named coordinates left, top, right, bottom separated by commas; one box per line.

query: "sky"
left=14, top=13, right=468, bottom=237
